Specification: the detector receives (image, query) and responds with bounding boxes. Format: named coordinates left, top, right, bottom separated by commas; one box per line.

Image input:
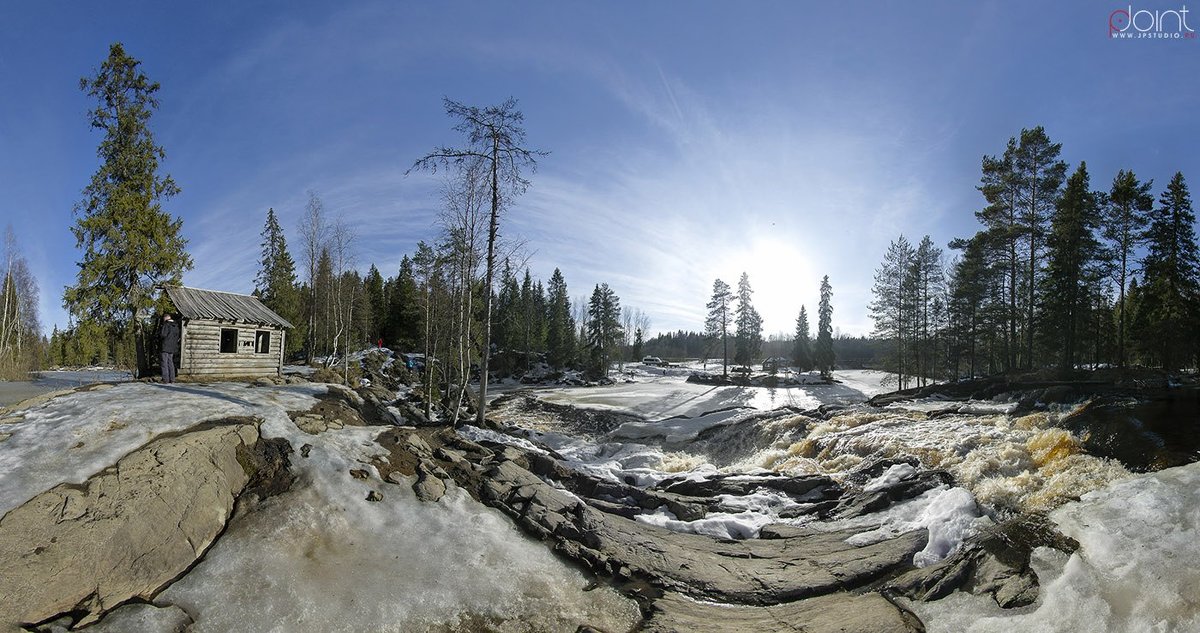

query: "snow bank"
left=907, top=461, right=1200, bottom=632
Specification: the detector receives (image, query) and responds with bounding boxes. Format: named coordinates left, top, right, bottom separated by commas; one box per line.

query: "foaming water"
left=741, top=406, right=1131, bottom=514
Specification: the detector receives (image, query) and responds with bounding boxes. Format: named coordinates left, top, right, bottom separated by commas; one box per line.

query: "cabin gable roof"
left=165, top=286, right=293, bottom=328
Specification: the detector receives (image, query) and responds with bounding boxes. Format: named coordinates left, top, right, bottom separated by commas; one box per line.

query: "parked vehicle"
left=642, top=355, right=665, bottom=366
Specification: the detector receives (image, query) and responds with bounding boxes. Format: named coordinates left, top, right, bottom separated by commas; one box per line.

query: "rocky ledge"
left=371, top=426, right=1055, bottom=632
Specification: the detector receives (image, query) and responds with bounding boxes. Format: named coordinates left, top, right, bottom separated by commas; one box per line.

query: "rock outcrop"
left=374, top=427, right=933, bottom=632
left=0, top=419, right=287, bottom=631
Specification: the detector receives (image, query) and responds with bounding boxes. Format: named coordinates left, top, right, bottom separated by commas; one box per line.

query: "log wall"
left=180, top=320, right=284, bottom=378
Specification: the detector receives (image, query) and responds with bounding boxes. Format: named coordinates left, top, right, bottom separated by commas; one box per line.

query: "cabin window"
left=220, top=328, right=238, bottom=353
left=255, top=330, right=271, bottom=354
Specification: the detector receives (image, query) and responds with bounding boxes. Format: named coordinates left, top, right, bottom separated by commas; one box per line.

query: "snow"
left=635, top=506, right=777, bottom=540
left=830, top=485, right=990, bottom=567
left=863, top=463, right=918, bottom=492
left=907, top=461, right=1200, bottom=632
left=0, top=381, right=326, bottom=517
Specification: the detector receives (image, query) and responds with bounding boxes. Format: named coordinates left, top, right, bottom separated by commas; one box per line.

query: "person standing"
left=160, top=313, right=181, bottom=384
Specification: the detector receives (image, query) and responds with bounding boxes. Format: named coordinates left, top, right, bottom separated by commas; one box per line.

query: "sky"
left=1, top=1, right=1198, bottom=339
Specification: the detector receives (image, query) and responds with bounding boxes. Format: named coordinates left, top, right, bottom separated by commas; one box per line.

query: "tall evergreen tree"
left=586, top=283, right=622, bottom=378
left=1138, top=172, right=1200, bottom=372
left=1039, top=162, right=1103, bottom=372
left=385, top=256, right=422, bottom=351
left=733, top=272, right=763, bottom=366
left=254, top=208, right=301, bottom=353
left=545, top=268, right=575, bottom=370
left=1014, top=126, right=1068, bottom=367
left=976, top=137, right=1022, bottom=371
left=704, top=278, right=733, bottom=378
left=64, top=42, right=191, bottom=374
left=815, top=276, right=835, bottom=379
left=792, top=306, right=813, bottom=371
left=364, top=264, right=386, bottom=343
left=870, top=236, right=914, bottom=387
left=1104, top=169, right=1154, bottom=368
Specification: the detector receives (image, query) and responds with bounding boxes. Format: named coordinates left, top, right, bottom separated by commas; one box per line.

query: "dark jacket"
left=161, top=320, right=181, bottom=355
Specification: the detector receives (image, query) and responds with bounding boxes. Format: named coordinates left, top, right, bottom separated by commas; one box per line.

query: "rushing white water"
left=495, top=370, right=1135, bottom=573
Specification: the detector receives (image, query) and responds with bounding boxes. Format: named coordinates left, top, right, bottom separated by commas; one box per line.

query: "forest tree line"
left=868, top=126, right=1199, bottom=387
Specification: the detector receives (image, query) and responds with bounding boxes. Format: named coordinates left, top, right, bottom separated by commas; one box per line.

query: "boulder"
left=0, top=421, right=262, bottom=630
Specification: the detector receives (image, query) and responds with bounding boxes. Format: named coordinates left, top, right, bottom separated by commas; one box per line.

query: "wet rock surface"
left=373, top=426, right=948, bottom=632
left=0, top=418, right=282, bottom=630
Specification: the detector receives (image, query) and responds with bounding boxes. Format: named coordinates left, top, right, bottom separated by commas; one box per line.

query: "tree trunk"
left=475, top=138, right=500, bottom=427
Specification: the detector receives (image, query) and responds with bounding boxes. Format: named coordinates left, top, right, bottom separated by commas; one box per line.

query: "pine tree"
left=870, top=236, right=914, bottom=387
left=1104, top=170, right=1154, bottom=369
left=733, top=272, right=763, bottom=366
left=976, top=137, right=1022, bottom=371
left=815, top=276, right=835, bottom=379
left=1039, top=162, right=1103, bottom=372
left=1014, top=126, right=1068, bottom=367
left=792, top=306, right=813, bottom=371
left=64, top=43, right=191, bottom=375
left=545, top=268, right=576, bottom=370
left=1138, top=172, right=1200, bottom=372
left=704, top=279, right=733, bottom=378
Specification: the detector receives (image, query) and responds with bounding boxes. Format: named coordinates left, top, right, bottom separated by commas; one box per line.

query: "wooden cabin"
left=164, top=286, right=292, bottom=379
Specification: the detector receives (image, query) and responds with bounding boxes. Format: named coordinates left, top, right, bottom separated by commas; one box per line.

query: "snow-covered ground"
left=0, top=381, right=639, bottom=632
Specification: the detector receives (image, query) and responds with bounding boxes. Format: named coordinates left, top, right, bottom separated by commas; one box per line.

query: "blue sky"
left=2, top=1, right=1198, bottom=338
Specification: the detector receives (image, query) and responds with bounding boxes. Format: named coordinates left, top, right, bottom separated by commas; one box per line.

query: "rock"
left=366, top=490, right=384, bottom=502
left=84, top=603, right=193, bottom=633
left=887, top=513, right=1074, bottom=609
left=253, top=377, right=275, bottom=387
left=237, top=436, right=295, bottom=505
left=413, top=461, right=447, bottom=503
left=0, top=421, right=261, bottom=629
left=644, top=590, right=923, bottom=633
left=350, top=469, right=370, bottom=480
left=300, top=443, right=313, bottom=458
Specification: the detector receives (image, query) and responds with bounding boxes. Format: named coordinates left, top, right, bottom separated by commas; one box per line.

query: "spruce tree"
left=815, top=276, right=835, bottom=379
left=1104, top=170, right=1154, bottom=368
left=364, top=265, right=386, bottom=344
left=733, top=272, right=763, bottom=366
left=792, top=306, right=813, bottom=371
left=704, top=279, right=733, bottom=377
left=586, top=283, right=622, bottom=379
left=1138, top=172, right=1200, bottom=372
left=545, top=268, right=575, bottom=370
left=255, top=208, right=301, bottom=353
left=385, top=256, right=421, bottom=351
left=1039, top=162, right=1103, bottom=372
left=64, top=43, right=191, bottom=374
